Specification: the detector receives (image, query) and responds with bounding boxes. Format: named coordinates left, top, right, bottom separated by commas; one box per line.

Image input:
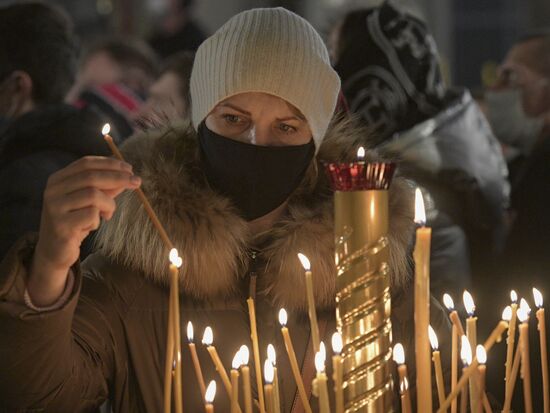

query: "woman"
left=0, top=8, right=449, bottom=412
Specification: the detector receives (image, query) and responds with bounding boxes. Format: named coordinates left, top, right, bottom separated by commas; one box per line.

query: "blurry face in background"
left=500, top=39, right=550, bottom=117
left=65, top=51, right=121, bottom=102
left=135, top=71, right=187, bottom=123
left=205, top=92, right=312, bottom=147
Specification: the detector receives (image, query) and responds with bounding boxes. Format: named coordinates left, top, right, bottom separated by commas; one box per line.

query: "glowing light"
left=278, top=308, right=288, bottom=326
left=393, top=343, right=405, bottom=365
left=169, top=248, right=183, bottom=268
left=205, top=380, right=216, bottom=403
left=264, top=359, right=274, bottom=383
left=502, top=306, right=512, bottom=321
left=102, top=123, right=111, bottom=135
left=463, top=290, right=476, bottom=316
left=460, top=336, right=472, bottom=366
left=517, top=308, right=529, bottom=323
left=443, top=293, right=454, bottom=311
left=239, top=345, right=250, bottom=365
left=533, top=288, right=543, bottom=308
left=400, top=376, right=409, bottom=393
left=267, top=344, right=276, bottom=366
left=414, top=188, right=426, bottom=225
left=314, top=351, right=326, bottom=373
left=476, top=345, right=487, bottom=364
left=232, top=350, right=242, bottom=370
left=428, top=325, right=439, bottom=351
left=357, top=146, right=365, bottom=159
left=202, top=327, right=213, bottom=346
left=331, top=332, right=343, bottom=354
left=511, top=290, right=518, bottom=303
left=297, top=253, right=311, bottom=271
left=187, top=321, right=194, bottom=342
left=520, top=298, right=531, bottom=316
left=320, top=341, right=326, bottom=362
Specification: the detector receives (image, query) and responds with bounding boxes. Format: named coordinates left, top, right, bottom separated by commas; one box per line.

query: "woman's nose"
left=248, top=125, right=271, bottom=146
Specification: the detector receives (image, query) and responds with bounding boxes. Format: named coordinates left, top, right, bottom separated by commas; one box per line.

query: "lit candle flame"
left=297, top=253, right=311, bottom=271
left=319, top=341, right=326, bottom=362
left=357, top=146, right=365, bottom=159
left=101, top=123, right=111, bottom=135
left=232, top=349, right=242, bottom=370
left=314, top=350, right=325, bottom=374
left=511, top=290, right=518, bottom=303
left=331, top=332, right=343, bottom=354
left=460, top=335, right=472, bottom=366
left=476, top=345, right=487, bottom=365
left=278, top=308, right=288, bottom=327
left=202, top=326, right=213, bottom=346
left=267, top=344, right=276, bottom=366
left=393, top=343, right=405, bottom=365
left=443, top=293, right=454, bottom=311
left=169, top=248, right=183, bottom=268
left=428, top=325, right=439, bottom=351
left=187, top=321, right=194, bottom=342
left=463, top=290, right=476, bottom=316
left=520, top=298, right=531, bottom=316
left=502, top=306, right=513, bottom=321
left=264, top=358, right=274, bottom=383
left=400, top=376, right=409, bottom=393
left=517, top=307, right=529, bottom=323
left=239, top=345, right=250, bottom=365
left=533, top=287, right=543, bottom=308
left=414, top=188, right=426, bottom=225
left=205, top=380, right=217, bottom=403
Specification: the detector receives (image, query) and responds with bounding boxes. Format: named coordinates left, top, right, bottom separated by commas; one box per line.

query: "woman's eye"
left=279, top=123, right=297, bottom=134
left=222, top=114, right=243, bottom=124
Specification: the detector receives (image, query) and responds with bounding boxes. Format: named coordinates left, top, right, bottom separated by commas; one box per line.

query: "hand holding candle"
left=533, top=287, right=549, bottom=413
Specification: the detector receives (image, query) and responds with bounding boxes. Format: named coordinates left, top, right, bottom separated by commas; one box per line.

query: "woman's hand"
left=27, top=156, right=141, bottom=306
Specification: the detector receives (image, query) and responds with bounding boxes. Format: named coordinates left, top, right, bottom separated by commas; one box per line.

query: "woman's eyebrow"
left=218, top=103, right=251, bottom=116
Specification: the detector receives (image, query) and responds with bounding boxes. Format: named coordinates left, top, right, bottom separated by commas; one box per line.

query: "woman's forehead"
left=217, top=92, right=306, bottom=120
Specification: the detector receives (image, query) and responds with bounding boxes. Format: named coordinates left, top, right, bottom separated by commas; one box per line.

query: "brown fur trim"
left=95, top=116, right=415, bottom=309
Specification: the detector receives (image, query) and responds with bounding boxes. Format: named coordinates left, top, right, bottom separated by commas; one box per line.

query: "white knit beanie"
left=190, top=7, right=341, bottom=150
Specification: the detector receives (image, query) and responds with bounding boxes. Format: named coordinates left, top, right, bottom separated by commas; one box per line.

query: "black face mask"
left=198, top=123, right=315, bottom=221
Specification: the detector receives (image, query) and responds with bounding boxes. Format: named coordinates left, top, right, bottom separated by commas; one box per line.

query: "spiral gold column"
left=325, top=161, right=396, bottom=413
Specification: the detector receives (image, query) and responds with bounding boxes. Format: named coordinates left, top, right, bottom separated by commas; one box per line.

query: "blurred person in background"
left=133, top=51, right=194, bottom=129
left=67, top=37, right=159, bottom=141
left=148, top=0, right=206, bottom=58
left=0, top=1, right=109, bottom=260
left=331, top=2, right=510, bottom=300
left=489, top=31, right=550, bottom=294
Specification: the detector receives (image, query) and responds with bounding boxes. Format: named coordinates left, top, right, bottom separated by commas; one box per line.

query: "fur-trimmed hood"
left=95, top=118, right=414, bottom=312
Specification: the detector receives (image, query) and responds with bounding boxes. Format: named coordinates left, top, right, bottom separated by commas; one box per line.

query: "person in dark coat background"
left=0, top=2, right=109, bottom=259
left=331, top=2, right=510, bottom=301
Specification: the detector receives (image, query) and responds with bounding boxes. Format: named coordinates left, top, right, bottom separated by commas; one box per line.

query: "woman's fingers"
left=47, top=169, right=141, bottom=198
left=47, top=156, right=133, bottom=185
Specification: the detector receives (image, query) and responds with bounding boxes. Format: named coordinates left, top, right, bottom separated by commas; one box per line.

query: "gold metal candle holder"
left=325, top=160, right=396, bottom=413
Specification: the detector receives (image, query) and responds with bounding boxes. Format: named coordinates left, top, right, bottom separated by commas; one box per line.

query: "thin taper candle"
left=247, top=298, right=266, bottom=413
left=534, top=288, right=549, bottom=413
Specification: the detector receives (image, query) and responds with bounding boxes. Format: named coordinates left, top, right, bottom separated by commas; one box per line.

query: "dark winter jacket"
left=0, top=104, right=110, bottom=259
